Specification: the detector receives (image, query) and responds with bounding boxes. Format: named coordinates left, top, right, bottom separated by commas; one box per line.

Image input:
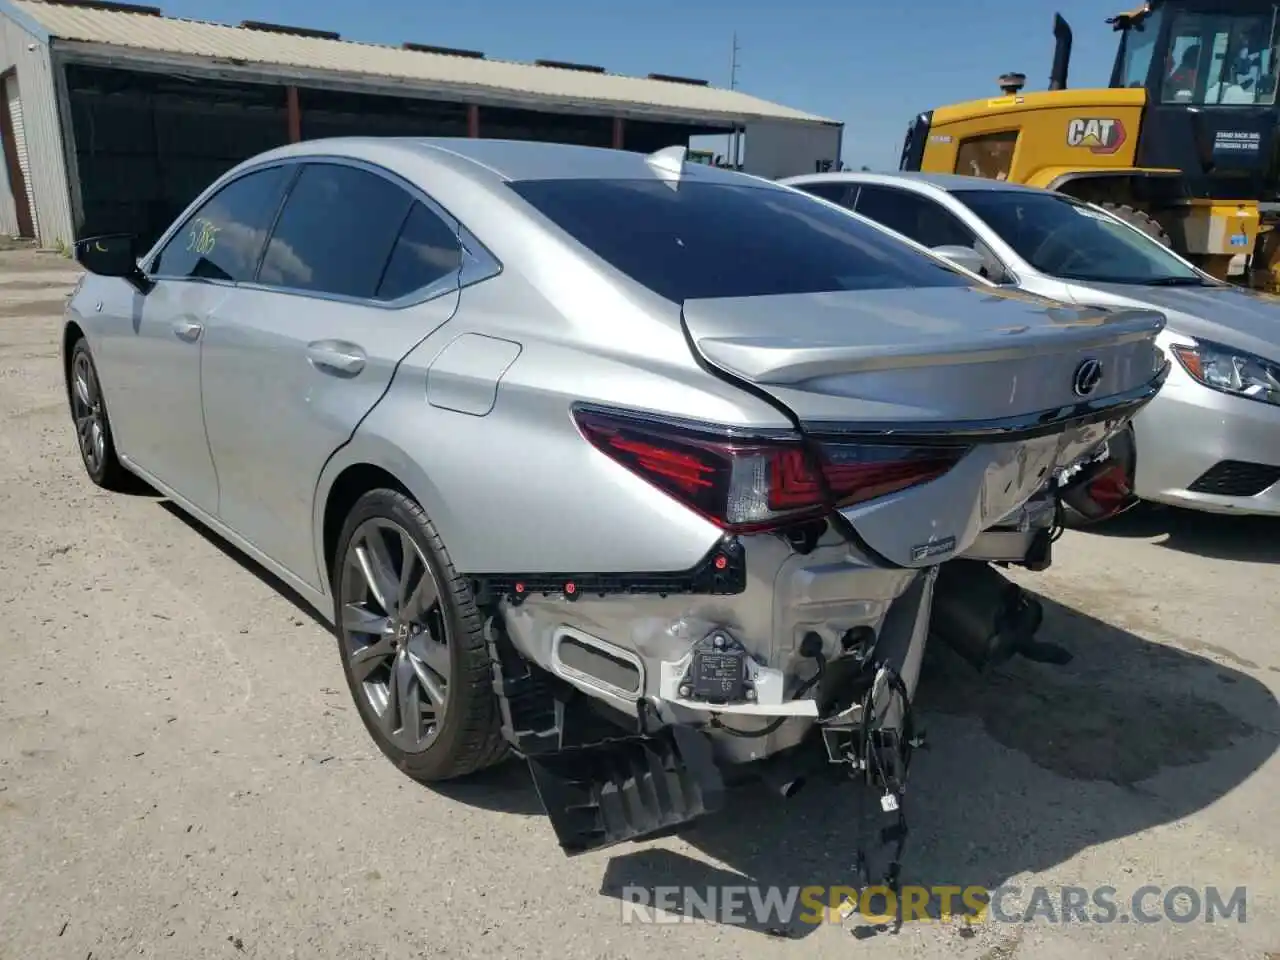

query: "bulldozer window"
left=1116, top=6, right=1166, bottom=88
left=1161, top=7, right=1280, bottom=105
left=954, top=132, right=1019, bottom=181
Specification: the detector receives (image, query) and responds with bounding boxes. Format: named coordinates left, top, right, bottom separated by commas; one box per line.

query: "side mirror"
left=931, top=244, right=987, bottom=277
left=74, top=234, right=153, bottom=293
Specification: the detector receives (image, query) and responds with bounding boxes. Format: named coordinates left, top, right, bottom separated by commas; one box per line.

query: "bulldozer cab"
left=1108, top=0, right=1280, bottom=202
left=1112, top=1, right=1280, bottom=105
left=901, top=0, right=1280, bottom=285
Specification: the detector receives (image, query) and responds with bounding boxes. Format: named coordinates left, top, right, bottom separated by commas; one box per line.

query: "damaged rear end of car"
left=472, top=166, right=1167, bottom=878
left=484, top=297, right=1165, bottom=865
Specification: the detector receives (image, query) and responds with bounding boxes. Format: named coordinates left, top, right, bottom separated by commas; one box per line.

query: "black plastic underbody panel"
left=526, top=725, right=725, bottom=856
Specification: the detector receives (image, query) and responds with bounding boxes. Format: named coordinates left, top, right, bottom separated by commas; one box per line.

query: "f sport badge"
left=1066, top=118, right=1127, bottom=156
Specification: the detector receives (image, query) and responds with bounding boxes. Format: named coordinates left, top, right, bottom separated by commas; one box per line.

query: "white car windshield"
left=955, top=189, right=1211, bottom=286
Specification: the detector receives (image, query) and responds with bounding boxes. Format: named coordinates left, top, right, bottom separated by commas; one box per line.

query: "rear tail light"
left=574, top=406, right=967, bottom=533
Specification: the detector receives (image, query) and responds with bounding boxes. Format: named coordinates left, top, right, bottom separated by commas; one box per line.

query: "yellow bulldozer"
left=899, top=1, right=1280, bottom=290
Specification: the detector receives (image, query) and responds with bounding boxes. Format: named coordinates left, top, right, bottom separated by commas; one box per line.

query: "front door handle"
left=307, top=340, right=366, bottom=376
left=172, top=319, right=203, bottom=342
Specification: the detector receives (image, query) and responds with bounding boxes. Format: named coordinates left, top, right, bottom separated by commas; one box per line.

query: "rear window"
left=507, top=179, right=971, bottom=302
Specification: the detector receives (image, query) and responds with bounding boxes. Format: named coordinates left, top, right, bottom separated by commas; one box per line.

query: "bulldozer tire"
left=1100, top=203, right=1172, bottom=248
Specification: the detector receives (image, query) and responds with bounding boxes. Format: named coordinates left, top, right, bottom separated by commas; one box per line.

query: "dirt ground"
left=1, top=246, right=1277, bottom=960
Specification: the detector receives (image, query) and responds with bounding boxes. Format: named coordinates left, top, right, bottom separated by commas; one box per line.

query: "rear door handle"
left=307, top=340, right=366, bottom=376
left=172, top=319, right=203, bottom=342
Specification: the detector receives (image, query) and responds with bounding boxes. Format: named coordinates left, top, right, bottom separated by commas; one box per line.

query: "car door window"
left=150, top=166, right=292, bottom=282
left=854, top=184, right=970, bottom=247
left=376, top=201, right=464, bottom=300
left=794, top=181, right=854, bottom=208
left=855, top=184, right=1011, bottom=282
left=257, top=162, right=415, bottom=299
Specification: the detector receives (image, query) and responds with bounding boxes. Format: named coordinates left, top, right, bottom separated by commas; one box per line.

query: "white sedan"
left=782, top=171, right=1280, bottom=522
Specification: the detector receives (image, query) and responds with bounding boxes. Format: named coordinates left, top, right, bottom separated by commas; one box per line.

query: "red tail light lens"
left=574, top=406, right=967, bottom=533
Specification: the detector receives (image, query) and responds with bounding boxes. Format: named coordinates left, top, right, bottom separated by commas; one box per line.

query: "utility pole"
left=728, top=32, right=741, bottom=166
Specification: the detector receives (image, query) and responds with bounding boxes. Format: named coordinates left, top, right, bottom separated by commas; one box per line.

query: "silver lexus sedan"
left=782, top=171, right=1280, bottom=521
left=63, top=138, right=1165, bottom=856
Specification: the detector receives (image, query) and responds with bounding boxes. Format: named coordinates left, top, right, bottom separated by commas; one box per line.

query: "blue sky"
left=156, top=0, right=1133, bottom=169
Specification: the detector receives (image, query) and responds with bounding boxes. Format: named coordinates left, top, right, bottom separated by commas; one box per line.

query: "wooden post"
left=467, top=104, right=480, bottom=138
left=286, top=85, right=301, bottom=143
left=612, top=116, right=625, bottom=149
left=0, top=69, right=33, bottom=238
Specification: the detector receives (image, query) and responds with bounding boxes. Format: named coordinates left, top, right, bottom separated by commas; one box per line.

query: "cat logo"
left=1066, top=117, right=1127, bottom=155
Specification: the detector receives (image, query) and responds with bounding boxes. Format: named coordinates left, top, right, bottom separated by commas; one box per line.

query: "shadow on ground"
left=153, top=497, right=1280, bottom=940
left=157, top=500, right=330, bottom=629
left=598, top=593, right=1278, bottom=939
left=1080, top=502, right=1280, bottom=564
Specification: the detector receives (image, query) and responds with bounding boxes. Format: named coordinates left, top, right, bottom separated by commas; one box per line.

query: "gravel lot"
left=1, top=246, right=1277, bottom=960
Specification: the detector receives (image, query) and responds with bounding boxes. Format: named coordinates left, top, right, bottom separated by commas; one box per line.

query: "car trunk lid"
left=681, top=285, right=1166, bottom=566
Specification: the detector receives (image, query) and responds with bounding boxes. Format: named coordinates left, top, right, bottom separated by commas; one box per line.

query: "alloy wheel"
left=70, top=351, right=106, bottom=475
left=338, top=518, right=451, bottom=753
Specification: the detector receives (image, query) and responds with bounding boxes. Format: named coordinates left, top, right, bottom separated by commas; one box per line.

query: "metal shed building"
left=0, top=0, right=843, bottom=249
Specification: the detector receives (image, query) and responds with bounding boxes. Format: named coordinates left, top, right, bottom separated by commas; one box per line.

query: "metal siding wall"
left=0, top=14, right=72, bottom=247
left=740, top=120, right=843, bottom=179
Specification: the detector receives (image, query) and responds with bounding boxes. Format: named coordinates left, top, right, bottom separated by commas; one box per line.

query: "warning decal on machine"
left=1213, top=131, right=1262, bottom=154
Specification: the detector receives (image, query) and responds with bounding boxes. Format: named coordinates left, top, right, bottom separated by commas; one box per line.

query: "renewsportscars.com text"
left=618, top=884, right=1248, bottom=926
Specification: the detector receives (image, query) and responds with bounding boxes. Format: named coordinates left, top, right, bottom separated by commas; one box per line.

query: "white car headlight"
left=1169, top=338, right=1280, bottom=406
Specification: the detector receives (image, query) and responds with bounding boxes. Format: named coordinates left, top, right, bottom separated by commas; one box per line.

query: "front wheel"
left=66, top=338, right=131, bottom=491
left=331, top=488, right=508, bottom=782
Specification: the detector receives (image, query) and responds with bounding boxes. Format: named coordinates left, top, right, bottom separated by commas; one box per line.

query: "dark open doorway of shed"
left=63, top=63, right=731, bottom=248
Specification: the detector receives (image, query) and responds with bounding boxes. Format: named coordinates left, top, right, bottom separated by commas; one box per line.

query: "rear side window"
left=152, top=166, right=291, bottom=282
left=793, top=181, right=855, bottom=207
left=507, top=179, right=969, bottom=302
left=376, top=201, right=464, bottom=300
left=258, top=163, right=413, bottom=298
left=854, top=184, right=978, bottom=249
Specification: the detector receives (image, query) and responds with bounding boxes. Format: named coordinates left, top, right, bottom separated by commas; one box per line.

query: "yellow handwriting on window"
left=187, top=217, right=221, bottom=257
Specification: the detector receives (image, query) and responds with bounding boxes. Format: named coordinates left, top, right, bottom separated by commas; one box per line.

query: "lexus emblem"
left=1072, top=358, right=1103, bottom=397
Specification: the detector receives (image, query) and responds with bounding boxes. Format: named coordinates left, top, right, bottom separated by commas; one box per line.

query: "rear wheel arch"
left=321, top=462, right=414, bottom=587
left=1050, top=173, right=1137, bottom=203
left=1044, top=170, right=1179, bottom=202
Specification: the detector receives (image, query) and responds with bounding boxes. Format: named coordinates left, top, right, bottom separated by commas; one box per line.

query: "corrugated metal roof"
left=9, top=0, right=835, bottom=125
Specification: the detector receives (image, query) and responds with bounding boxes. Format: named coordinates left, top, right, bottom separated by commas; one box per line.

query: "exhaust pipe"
left=931, top=561, right=1047, bottom=672
left=1049, top=12, right=1073, bottom=90
left=756, top=740, right=830, bottom=798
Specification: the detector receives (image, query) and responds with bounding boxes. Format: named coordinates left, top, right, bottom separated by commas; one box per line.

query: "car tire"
left=66, top=337, right=132, bottom=491
left=1100, top=203, right=1172, bottom=248
left=332, top=488, right=508, bottom=782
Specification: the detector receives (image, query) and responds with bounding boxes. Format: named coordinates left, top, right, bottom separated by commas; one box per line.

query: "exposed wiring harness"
left=852, top=664, right=917, bottom=910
